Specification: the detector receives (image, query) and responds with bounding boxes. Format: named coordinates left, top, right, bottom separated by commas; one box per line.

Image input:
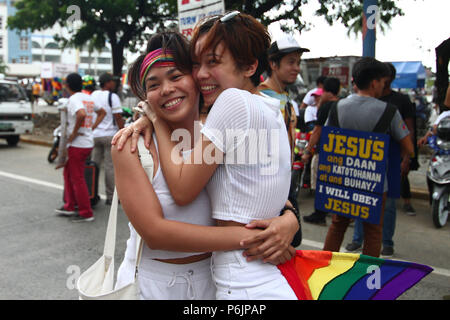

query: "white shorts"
left=116, top=257, right=216, bottom=300
left=211, top=250, right=297, bottom=300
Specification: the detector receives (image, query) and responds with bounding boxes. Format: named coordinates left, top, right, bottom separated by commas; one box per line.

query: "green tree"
left=8, top=0, right=404, bottom=78
left=8, top=0, right=177, bottom=78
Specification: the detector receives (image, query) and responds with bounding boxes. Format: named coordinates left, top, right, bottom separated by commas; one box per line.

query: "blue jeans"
left=352, top=197, right=397, bottom=248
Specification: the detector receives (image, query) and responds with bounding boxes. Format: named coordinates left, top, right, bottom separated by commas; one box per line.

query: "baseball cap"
left=268, top=34, right=310, bottom=56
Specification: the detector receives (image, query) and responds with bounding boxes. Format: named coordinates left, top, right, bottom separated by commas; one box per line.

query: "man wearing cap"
left=258, top=34, right=309, bottom=218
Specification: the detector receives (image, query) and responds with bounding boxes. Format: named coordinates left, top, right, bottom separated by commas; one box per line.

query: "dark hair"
left=66, top=73, right=82, bottom=92
left=128, top=31, right=192, bottom=101
left=99, top=72, right=114, bottom=88
left=191, top=12, right=271, bottom=87
left=316, top=76, right=327, bottom=86
left=323, top=77, right=341, bottom=96
left=385, top=62, right=397, bottom=81
left=352, top=57, right=390, bottom=90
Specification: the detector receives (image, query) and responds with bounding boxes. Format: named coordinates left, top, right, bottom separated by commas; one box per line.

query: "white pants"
left=116, top=257, right=216, bottom=300
left=211, top=250, right=297, bottom=300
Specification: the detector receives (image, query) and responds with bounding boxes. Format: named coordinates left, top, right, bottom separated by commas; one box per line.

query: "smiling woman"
left=113, top=31, right=299, bottom=300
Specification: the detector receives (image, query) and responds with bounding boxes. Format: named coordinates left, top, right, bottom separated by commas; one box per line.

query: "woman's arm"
left=112, top=139, right=257, bottom=252
left=150, top=112, right=221, bottom=206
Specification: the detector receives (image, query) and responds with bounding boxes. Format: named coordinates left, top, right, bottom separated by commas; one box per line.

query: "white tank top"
left=124, top=135, right=214, bottom=261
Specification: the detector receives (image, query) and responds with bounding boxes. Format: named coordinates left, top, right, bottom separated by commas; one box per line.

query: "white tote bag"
left=77, top=137, right=154, bottom=300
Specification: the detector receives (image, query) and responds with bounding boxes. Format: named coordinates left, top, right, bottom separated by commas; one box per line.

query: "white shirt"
left=201, top=88, right=291, bottom=224
left=304, top=105, right=318, bottom=123
left=302, top=87, right=318, bottom=106
left=66, top=92, right=100, bottom=148
left=91, top=90, right=122, bottom=138
left=434, top=110, right=450, bottom=126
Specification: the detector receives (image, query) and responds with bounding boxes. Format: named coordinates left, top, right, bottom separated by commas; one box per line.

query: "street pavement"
left=0, top=138, right=449, bottom=300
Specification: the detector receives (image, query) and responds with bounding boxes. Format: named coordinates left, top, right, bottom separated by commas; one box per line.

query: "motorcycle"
left=426, top=118, right=450, bottom=228
left=47, top=125, right=61, bottom=163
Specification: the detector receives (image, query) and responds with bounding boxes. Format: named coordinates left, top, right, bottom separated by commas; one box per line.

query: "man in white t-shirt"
left=55, top=73, right=106, bottom=222
left=91, top=73, right=125, bottom=204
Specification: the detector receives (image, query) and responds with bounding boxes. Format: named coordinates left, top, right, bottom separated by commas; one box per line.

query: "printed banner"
left=177, top=0, right=225, bottom=39
left=314, top=126, right=389, bottom=224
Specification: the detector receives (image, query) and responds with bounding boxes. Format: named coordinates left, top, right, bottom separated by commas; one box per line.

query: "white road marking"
left=0, top=170, right=106, bottom=199
left=1, top=170, right=448, bottom=278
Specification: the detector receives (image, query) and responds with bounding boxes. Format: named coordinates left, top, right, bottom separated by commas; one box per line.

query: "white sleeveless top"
left=200, top=88, right=292, bottom=224
left=124, top=135, right=214, bottom=261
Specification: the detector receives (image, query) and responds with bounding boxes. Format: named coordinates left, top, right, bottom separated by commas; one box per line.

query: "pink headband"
left=139, top=48, right=176, bottom=87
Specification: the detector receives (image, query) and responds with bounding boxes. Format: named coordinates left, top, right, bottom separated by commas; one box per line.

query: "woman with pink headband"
left=113, top=31, right=298, bottom=300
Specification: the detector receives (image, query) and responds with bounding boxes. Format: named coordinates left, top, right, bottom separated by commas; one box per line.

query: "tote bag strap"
left=102, top=136, right=154, bottom=278
left=133, top=137, right=154, bottom=277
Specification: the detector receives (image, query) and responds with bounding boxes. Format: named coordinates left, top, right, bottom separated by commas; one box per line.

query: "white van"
left=0, top=80, right=34, bottom=146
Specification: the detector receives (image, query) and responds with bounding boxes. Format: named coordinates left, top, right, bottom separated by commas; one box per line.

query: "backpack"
left=327, top=100, right=401, bottom=198
left=327, top=101, right=397, bottom=133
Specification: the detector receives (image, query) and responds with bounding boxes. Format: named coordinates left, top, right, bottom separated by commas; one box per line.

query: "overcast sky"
left=268, top=0, right=449, bottom=72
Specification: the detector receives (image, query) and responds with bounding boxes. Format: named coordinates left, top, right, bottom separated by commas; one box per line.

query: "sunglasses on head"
left=220, top=10, right=240, bottom=22
left=199, top=10, right=240, bottom=27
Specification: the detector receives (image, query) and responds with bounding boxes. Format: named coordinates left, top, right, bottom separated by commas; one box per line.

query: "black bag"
left=84, top=159, right=100, bottom=207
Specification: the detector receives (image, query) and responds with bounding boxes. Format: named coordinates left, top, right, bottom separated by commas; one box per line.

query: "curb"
left=20, top=136, right=53, bottom=148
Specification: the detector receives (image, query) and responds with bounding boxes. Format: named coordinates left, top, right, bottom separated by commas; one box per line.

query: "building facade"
left=0, top=0, right=114, bottom=79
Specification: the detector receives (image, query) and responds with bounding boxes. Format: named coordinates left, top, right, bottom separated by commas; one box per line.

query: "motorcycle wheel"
left=431, top=192, right=449, bottom=228
left=47, top=144, right=58, bottom=163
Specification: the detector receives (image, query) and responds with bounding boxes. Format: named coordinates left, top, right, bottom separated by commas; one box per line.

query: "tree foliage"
left=7, top=0, right=404, bottom=76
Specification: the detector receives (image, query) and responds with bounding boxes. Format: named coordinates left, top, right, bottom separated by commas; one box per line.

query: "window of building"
left=45, top=42, right=59, bottom=49
left=44, top=55, right=60, bottom=63
left=81, top=56, right=94, bottom=64
left=32, top=54, right=42, bottom=62
left=20, top=37, right=29, bottom=50
left=97, top=57, right=111, bottom=65
left=32, top=41, right=41, bottom=49
left=0, top=17, right=3, bottom=30
left=19, top=56, right=29, bottom=64
left=0, top=36, right=3, bottom=49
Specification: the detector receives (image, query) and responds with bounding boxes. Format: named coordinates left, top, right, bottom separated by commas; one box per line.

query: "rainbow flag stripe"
left=277, top=250, right=433, bottom=300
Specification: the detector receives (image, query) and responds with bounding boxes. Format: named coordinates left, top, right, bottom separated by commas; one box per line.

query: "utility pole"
left=362, top=0, right=378, bottom=57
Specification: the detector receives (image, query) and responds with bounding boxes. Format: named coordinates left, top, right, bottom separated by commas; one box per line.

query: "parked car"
left=0, top=80, right=34, bottom=146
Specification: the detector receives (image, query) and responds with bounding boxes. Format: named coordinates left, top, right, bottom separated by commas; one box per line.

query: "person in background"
left=91, top=72, right=125, bottom=205
left=381, top=63, right=418, bottom=216
left=258, top=33, right=309, bottom=220
left=322, top=58, right=413, bottom=258
left=82, top=75, right=96, bottom=95
left=345, top=63, right=413, bottom=258
left=55, top=73, right=106, bottom=222
left=300, top=75, right=326, bottom=109
left=303, top=88, right=323, bottom=132
left=302, top=77, right=341, bottom=226
left=31, top=80, right=41, bottom=112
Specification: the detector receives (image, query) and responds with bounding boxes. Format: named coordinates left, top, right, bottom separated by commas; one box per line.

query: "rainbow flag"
left=278, top=250, right=433, bottom=300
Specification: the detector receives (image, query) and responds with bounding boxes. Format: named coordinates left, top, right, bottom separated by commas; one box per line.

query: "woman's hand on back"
left=239, top=211, right=299, bottom=265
